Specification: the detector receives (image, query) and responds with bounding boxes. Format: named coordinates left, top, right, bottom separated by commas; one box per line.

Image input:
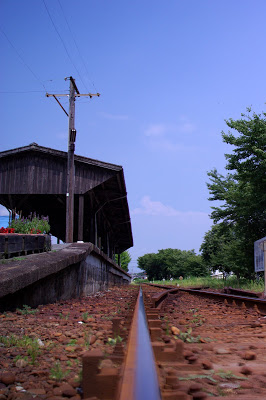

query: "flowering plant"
left=0, top=227, right=15, bottom=234
left=8, top=213, right=50, bottom=234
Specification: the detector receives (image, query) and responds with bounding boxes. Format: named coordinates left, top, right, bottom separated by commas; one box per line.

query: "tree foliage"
left=202, top=108, right=266, bottom=277
left=115, top=250, right=131, bottom=272
left=137, top=248, right=207, bottom=280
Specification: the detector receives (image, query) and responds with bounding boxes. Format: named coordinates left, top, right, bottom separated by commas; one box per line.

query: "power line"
left=42, top=0, right=88, bottom=92
left=57, top=0, right=98, bottom=93
left=0, top=91, right=46, bottom=94
left=0, top=27, right=47, bottom=91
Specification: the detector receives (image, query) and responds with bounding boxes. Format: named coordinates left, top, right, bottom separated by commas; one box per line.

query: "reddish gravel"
left=0, top=286, right=138, bottom=400
left=2, top=284, right=266, bottom=400
left=143, top=285, right=266, bottom=399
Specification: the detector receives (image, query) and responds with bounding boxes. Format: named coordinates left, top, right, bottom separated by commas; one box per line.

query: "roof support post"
left=95, top=213, right=98, bottom=248
left=78, top=194, right=84, bottom=242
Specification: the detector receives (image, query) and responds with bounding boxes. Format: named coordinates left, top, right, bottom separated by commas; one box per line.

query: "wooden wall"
left=0, top=152, right=117, bottom=195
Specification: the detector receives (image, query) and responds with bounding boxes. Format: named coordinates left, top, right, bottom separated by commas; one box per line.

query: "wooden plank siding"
left=0, top=153, right=118, bottom=195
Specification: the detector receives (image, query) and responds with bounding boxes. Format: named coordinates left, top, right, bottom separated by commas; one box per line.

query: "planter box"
left=0, top=234, right=51, bottom=258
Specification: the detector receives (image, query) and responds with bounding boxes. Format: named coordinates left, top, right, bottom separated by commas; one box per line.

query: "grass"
left=107, top=335, right=123, bottom=346
left=216, top=370, right=247, bottom=380
left=0, top=334, right=42, bottom=364
left=84, top=328, right=93, bottom=347
left=174, top=327, right=202, bottom=343
left=50, top=361, right=70, bottom=381
left=150, top=276, right=264, bottom=292
left=67, top=339, right=77, bottom=346
left=12, top=256, right=27, bottom=262
left=82, top=312, right=89, bottom=320
left=58, top=312, right=70, bottom=320
left=178, top=370, right=248, bottom=383
left=179, top=373, right=217, bottom=383
left=16, top=305, right=39, bottom=315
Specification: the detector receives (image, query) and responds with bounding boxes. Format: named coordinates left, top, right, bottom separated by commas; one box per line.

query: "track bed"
left=1, top=284, right=266, bottom=399
left=142, top=283, right=266, bottom=399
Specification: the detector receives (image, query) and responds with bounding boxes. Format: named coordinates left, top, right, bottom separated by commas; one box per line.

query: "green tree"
left=137, top=248, right=206, bottom=280
left=115, top=250, right=131, bottom=272
left=200, top=224, right=234, bottom=277
left=137, top=253, right=164, bottom=280
left=205, top=108, right=266, bottom=277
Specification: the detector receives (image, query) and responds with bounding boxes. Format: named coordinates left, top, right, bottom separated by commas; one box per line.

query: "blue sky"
left=1, top=0, right=266, bottom=272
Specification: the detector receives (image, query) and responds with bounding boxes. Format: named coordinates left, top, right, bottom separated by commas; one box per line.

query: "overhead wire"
left=0, top=91, right=45, bottom=94
left=42, top=0, right=90, bottom=93
left=0, top=27, right=47, bottom=92
left=57, top=0, right=98, bottom=93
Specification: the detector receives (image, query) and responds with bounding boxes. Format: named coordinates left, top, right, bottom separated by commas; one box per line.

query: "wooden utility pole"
left=66, top=77, right=76, bottom=243
left=46, top=77, right=100, bottom=243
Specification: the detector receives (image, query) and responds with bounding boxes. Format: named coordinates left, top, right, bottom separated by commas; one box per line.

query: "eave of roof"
left=0, top=143, right=122, bottom=172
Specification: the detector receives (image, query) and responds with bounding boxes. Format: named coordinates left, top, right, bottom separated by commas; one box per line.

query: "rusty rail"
left=179, top=288, right=266, bottom=314
left=82, top=287, right=161, bottom=400
left=144, top=283, right=266, bottom=314
left=118, top=287, right=161, bottom=400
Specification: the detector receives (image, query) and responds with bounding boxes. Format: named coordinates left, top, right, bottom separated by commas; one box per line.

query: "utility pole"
left=46, top=77, right=100, bottom=243
left=66, top=77, right=76, bottom=243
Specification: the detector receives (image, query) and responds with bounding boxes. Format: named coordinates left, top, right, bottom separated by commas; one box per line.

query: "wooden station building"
left=0, top=143, right=133, bottom=258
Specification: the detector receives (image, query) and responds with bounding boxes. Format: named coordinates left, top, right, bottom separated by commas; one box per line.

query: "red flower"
left=0, top=227, right=15, bottom=234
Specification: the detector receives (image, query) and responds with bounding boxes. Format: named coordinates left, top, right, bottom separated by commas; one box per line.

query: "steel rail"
left=118, top=287, right=161, bottom=400
left=143, top=283, right=266, bottom=313
left=179, top=288, right=266, bottom=313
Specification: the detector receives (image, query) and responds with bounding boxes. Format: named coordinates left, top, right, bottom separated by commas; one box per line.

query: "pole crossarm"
left=46, top=93, right=69, bottom=97
left=75, top=93, right=100, bottom=98
left=46, top=93, right=100, bottom=97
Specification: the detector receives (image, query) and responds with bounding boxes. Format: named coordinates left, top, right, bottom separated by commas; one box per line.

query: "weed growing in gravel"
left=82, top=312, right=89, bottom=320
left=14, top=355, right=28, bottom=363
left=107, top=336, right=123, bottom=346
left=59, top=312, right=70, bottom=320
left=179, top=373, right=217, bottom=383
left=27, top=340, right=41, bottom=364
left=50, top=361, right=70, bottom=381
left=12, top=256, right=27, bottom=262
left=16, top=305, right=39, bottom=315
left=174, top=327, right=202, bottom=343
left=101, top=315, right=112, bottom=320
left=0, top=335, right=42, bottom=364
left=178, top=370, right=248, bottom=383
left=191, top=314, right=205, bottom=326
left=0, top=334, right=19, bottom=347
left=216, top=370, right=247, bottom=380
left=46, top=340, right=58, bottom=350
left=67, top=339, right=77, bottom=346
left=75, top=369, right=82, bottom=383
left=162, top=316, right=170, bottom=335
left=84, top=328, right=93, bottom=347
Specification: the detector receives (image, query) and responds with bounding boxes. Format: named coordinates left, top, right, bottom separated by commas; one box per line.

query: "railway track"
left=144, top=283, right=266, bottom=314
left=141, top=283, right=266, bottom=399
left=1, top=283, right=266, bottom=399
left=81, top=283, right=266, bottom=399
